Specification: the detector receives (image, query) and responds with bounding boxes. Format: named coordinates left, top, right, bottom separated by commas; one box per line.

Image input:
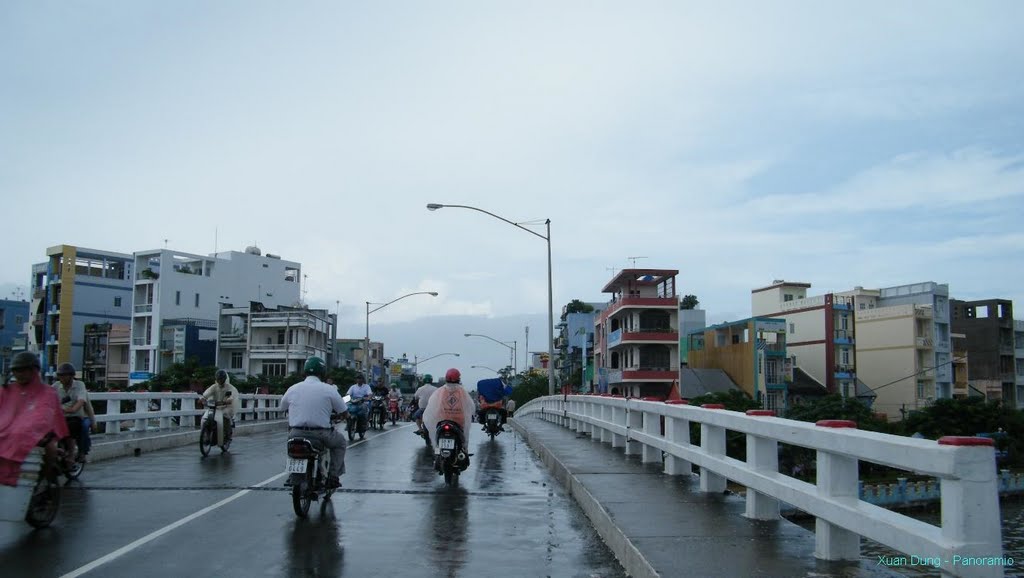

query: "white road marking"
left=59, top=424, right=411, bottom=577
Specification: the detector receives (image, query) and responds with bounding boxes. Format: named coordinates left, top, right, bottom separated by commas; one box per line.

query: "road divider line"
left=60, top=423, right=412, bottom=577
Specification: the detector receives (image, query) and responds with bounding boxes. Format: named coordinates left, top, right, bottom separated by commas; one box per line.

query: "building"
left=130, top=246, right=301, bottom=384
left=678, top=306, right=707, bottom=366
left=555, top=301, right=604, bottom=392
left=751, top=280, right=858, bottom=398
left=0, top=298, right=29, bottom=377
left=687, top=317, right=790, bottom=411
left=333, top=339, right=364, bottom=370
left=27, top=245, right=134, bottom=378
left=950, top=332, right=971, bottom=398
left=217, top=303, right=335, bottom=380
left=950, top=299, right=1017, bottom=407
left=848, top=282, right=952, bottom=420
left=1015, top=320, right=1024, bottom=403
left=81, top=323, right=131, bottom=387
left=594, top=269, right=680, bottom=398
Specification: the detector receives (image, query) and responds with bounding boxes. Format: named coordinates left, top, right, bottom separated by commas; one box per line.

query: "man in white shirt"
left=412, top=374, right=438, bottom=435
left=345, top=374, right=373, bottom=436
left=200, top=370, right=240, bottom=444
left=280, top=357, right=348, bottom=488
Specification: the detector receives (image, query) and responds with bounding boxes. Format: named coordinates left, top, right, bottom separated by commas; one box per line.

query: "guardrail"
left=88, top=392, right=285, bottom=434
left=518, top=395, right=1005, bottom=578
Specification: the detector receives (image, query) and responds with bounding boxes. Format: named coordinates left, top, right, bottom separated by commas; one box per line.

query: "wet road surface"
left=1, top=422, right=626, bottom=578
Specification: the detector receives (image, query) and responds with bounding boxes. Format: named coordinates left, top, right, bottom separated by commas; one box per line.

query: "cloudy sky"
left=2, top=2, right=1022, bottom=386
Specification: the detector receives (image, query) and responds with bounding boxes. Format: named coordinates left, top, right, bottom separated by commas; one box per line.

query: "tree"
left=784, top=394, right=888, bottom=432
left=903, top=398, right=1024, bottom=467
left=510, top=371, right=549, bottom=408
left=564, top=299, right=594, bottom=315
left=687, top=390, right=761, bottom=460
left=680, top=295, right=700, bottom=310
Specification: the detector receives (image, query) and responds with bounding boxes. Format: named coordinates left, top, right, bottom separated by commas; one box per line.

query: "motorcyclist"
left=280, top=356, right=348, bottom=489
left=423, top=368, right=475, bottom=469
left=0, top=352, right=70, bottom=486
left=412, top=374, right=438, bottom=436
left=345, top=374, right=373, bottom=438
left=54, top=363, right=90, bottom=462
left=476, top=377, right=514, bottom=431
left=200, top=369, right=240, bottom=444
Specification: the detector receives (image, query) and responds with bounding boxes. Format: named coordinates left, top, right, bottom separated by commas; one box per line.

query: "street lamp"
left=414, top=352, right=460, bottom=374
left=365, top=291, right=438, bottom=382
left=428, top=203, right=555, bottom=395
left=464, top=333, right=516, bottom=375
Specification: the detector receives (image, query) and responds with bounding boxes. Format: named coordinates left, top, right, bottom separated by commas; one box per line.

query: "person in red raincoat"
left=0, top=352, right=70, bottom=486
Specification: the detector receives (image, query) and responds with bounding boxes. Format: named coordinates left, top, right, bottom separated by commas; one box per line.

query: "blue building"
left=0, top=298, right=30, bottom=377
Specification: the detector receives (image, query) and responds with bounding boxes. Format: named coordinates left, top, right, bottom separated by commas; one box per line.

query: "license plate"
left=438, top=438, right=456, bottom=449
left=487, top=412, right=498, bottom=420
left=286, top=458, right=307, bottom=473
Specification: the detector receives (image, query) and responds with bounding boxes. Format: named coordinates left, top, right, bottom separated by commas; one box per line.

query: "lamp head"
left=426, top=203, right=444, bottom=211
left=464, top=333, right=472, bottom=337
left=428, top=292, right=438, bottom=296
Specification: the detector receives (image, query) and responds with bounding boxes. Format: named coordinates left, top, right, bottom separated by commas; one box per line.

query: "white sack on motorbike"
left=423, top=384, right=475, bottom=448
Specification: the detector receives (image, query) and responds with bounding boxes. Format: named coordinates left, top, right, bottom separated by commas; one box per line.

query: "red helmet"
left=444, top=368, right=461, bottom=384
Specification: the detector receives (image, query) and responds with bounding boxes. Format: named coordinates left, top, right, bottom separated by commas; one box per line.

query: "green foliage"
left=564, top=299, right=594, bottom=314
left=687, top=390, right=761, bottom=460
left=785, top=394, right=889, bottom=433
left=147, top=357, right=218, bottom=391
left=903, top=398, right=1024, bottom=466
left=510, top=371, right=549, bottom=408
left=680, top=294, right=700, bottom=310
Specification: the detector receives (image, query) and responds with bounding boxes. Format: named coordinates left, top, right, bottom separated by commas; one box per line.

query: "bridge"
left=0, top=392, right=1010, bottom=577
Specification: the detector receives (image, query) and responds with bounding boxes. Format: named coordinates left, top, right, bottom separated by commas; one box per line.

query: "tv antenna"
left=606, top=266, right=618, bottom=277
left=627, top=256, right=648, bottom=268
left=163, top=239, right=170, bottom=248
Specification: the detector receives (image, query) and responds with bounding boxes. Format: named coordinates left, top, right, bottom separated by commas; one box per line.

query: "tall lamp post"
left=464, top=333, right=516, bottom=374
left=414, top=352, right=460, bottom=375
left=365, top=291, right=438, bottom=382
left=428, top=203, right=555, bottom=395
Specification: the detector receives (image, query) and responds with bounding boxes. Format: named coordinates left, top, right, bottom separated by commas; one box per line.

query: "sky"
left=2, top=2, right=1023, bottom=388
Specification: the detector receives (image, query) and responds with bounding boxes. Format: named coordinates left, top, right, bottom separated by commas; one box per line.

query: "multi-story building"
left=0, top=298, right=29, bottom=377
left=594, top=269, right=680, bottom=398
left=555, top=301, right=604, bottom=392
left=751, top=280, right=857, bottom=397
left=26, top=245, right=134, bottom=377
left=334, top=339, right=364, bottom=370
left=217, top=303, right=335, bottom=380
left=687, top=318, right=790, bottom=411
left=81, top=323, right=131, bottom=387
left=950, top=332, right=971, bottom=398
left=1015, top=320, right=1024, bottom=403
left=678, top=306, right=706, bottom=366
left=951, top=299, right=1017, bottom=407
left=130, top=246, right=301, bottom=384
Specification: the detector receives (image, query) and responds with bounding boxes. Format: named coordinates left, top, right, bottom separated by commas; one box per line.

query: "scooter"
left=387, top=397, right=400, bottom=425
left=369, top=395, right=387, bottom=430
left=0, top=448, right=61, bottom=528
left=434, top=420, right=470, bottom=486
left=285, top=413, right=344, bottom=518
left=480, top=401, right=505, bottom=440
left=199, top=397, right=233, bottom=456
left=346, top=398, right=368, bottom=441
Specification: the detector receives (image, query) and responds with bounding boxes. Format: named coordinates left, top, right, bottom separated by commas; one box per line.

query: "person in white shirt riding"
left=412, top=374, right=438, bottom=436
left=200, top=370, right=240, bottom=444
left=345, top=374, right=373, bottom=435
left=280, top=357, right=348, bottom=489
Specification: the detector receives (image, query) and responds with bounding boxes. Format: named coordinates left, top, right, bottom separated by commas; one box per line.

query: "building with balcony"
left=687, top=317, right=790, bottom=411
left=333, top=339, right=364, bottom=371
left=81, top=323, right=130, bottom=387
left=951, top=299, right=1017, bottom=407
left=950, top=332, right=971, bottom=399
left=217, top=303, right=335, bottom=379
left=25, top=245, right=134, bottom=378
left=1015, top=320, right=1024, bottom=402
left=751, top=280, right=858, bottom=398
left=556, top=301, right=604, bottom=392
left=130, top=246, right=301, bottom=384
left=678, top=306, right=707, bottom=366
left=0, top=298, right=29, bottom=377
left=594, top=269, right=680, bottom=398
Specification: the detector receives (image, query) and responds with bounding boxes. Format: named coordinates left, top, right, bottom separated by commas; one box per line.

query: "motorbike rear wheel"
left=199, top=422, right=214, bottom=457
left=25, top=474, right=60, bottom=528
left=292, top=472, right=312, bottom=518
left=65, top=458, right=85, bottom=481
left=346, top=418, right=355, bottom=442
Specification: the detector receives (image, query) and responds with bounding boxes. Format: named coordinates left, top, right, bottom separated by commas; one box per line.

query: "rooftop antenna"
left=163, top=239, right=170, bottom=248
left=606, top=266, right=618, bottom=277
left=627, top=256, right=648, bottom=268
left=214, top=227, right=218, bottom=255
left=302, top=274, right=309, bottom=304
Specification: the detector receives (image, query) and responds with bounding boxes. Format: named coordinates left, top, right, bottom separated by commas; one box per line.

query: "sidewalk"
left=510, top=415, right=901, bottom=578
left=88, top=419, right=288, bottom=462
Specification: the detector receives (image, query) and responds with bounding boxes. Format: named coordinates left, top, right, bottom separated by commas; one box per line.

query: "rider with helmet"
left=280, top=357, right=348, bottom=489
left=0, top=352, right=70, bottom=486
left=200, top=369, right=240, bottom=444
left=422, top=368, right=475, bottom=467
left=346, top=374, right=373, bottom=439
left=412, top=374, right=438, bottom=436
left=476, top=377, right=514, bottom=431
left=54, top=363, right=92, bottom=462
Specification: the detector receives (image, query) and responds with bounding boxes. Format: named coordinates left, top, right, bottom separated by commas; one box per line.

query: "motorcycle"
left=285, top=414, right=343, bottom=518
left=57, top=437, right=85, bottom=481
left=369, top=395, right=387, bottom=430
left=481, top=402, right=505, bottom=440
left=434, top=420, right=470, bottom=486
left=1, top=448, right=61, bottom=529
left=387, top=397, right=400, bottom=425
left=199, top=398, right=233, bottom=456
left=346, top=398, right=368, bottom=441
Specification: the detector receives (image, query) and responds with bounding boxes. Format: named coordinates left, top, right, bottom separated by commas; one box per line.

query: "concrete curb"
left=510, top=417, right=659, bottom=578
left=89, top=420, right=288, bottom=462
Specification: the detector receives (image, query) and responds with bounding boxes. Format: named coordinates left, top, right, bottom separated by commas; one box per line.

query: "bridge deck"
left=512, top=415, right=902, bottom=578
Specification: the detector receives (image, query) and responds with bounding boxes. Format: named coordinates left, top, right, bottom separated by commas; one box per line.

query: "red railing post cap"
left=816, top=419, right=858, bottom=428
left=938, top=436, right=994, bottom=447
left=641, top=396, right=665, bottom=402
left=664, top=400, right=690, bottom=405
left=701, top=403, right=726, bottom=409
left=746, top=409, right=776, bottom=416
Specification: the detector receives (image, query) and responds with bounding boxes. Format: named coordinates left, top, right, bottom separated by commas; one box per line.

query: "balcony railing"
left=915, top=337, right=933, bottom=348
left=134, top=303, right=153, bottom=313
left=132, top=337, right=149, bottom=346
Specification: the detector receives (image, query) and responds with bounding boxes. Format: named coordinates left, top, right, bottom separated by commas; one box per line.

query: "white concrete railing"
left=88, top=392, right=285, bottom=434
left=518, top=395, right=1007, bottom=578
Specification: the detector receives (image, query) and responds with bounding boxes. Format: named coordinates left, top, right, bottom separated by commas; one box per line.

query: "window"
left=784, top=294, right=793, bottom=302
left=15, top=315, right=23, bottom=326
left=120, top=348, right=129, bottom=364
left=859, top=302, right=866, bottom=310
left=277, top=330, right=286, bottom=344
left=194, top=293, right=200, bottom=307
left=841, top=349, right=850, bottom=365
left=789, top=323, right=795, bottom=334
left=262, top=362, right=286, bottom=377
left=175, top=291, right=181, bottom=306
left=917, top=382, right=926, bottom=399
left=840, top=316, right=848, bottom=330
left=230, top=351, right=243, bottom=369
left=114, top=297, right=122, bottom=307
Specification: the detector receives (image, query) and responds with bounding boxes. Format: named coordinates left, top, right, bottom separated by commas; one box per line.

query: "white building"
left=129, top=246, right=301, bottom=384
left=217, top=303, right=335, bottom=380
